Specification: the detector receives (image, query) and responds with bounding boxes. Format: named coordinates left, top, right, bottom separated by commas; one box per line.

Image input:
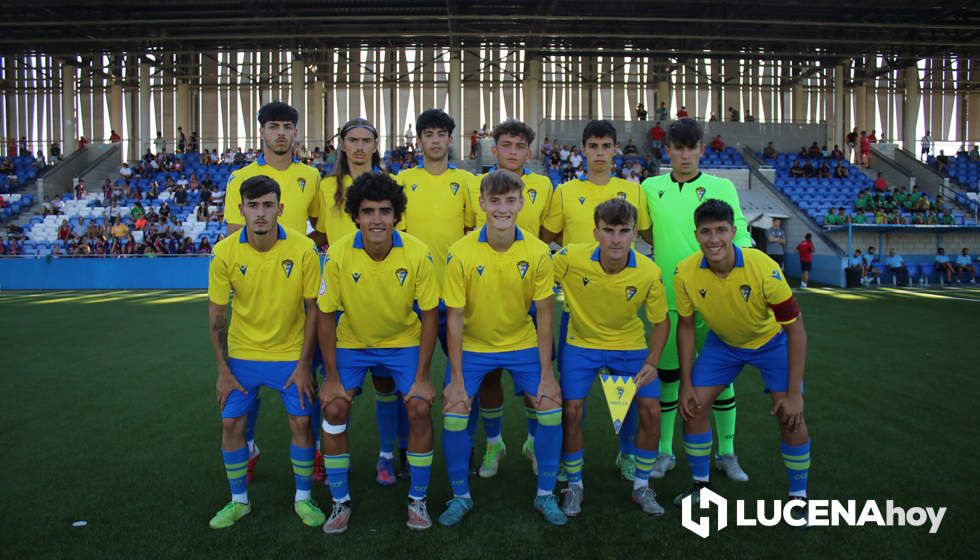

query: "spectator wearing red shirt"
left=796, top=233, right=815, bottom=288
left=676, top=106, right=689, bottom=118
left=859, top=131, right=871, bottom=167
left=710, top=135, right=725, bottom=152
left=109, top=130, right=121, bottom=143
left=873, top=172, right=888, bottom=192
left=649, top=122, right=666, bottom=159
left=846, top=128, right=858, bottom=162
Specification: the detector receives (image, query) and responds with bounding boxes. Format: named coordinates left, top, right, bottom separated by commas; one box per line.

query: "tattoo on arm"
left=211, top=313, right=229, bottom=363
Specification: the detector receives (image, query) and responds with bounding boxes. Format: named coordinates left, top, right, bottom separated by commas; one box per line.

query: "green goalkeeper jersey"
left=641, top=171, right=753, bottom=309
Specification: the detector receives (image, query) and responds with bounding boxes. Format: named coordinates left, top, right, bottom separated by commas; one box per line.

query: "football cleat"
left=615, top=452, right=637, bottom=481
left=648, top=454, right=676, bottom=479
left=209, top=501, right=250, bottom=529
left=673, top=480, right=712, bottom=507
left=376, top=456, right=397, bottom=487
left=631, top=487, right=665, bottom=516
left=560, top=486, right=583, bottom=517
left=478, top=440, right=507, bottom=478
left=715, top=454, right=749, bottom=482
left=522, top=435, right=538, bottom=475
left=322, top=501, right=351, bottom=535
left=245, top=445, right=260, bottom=483
left=437, top=496, right=474, bottom=527
left=406, top=498, right=432, bottom=530
left=534, top=494, right=569, bottom=526
left=294, top=499, right=326, bottom=527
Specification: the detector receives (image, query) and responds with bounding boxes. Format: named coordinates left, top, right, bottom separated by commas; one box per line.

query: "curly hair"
left=344, top=172, right=407, bottom=226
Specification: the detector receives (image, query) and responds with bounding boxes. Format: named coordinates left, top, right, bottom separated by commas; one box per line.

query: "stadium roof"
left=5, top=1, right=980, bottom=67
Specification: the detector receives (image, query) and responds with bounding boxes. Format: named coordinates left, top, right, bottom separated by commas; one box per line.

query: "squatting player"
left=673, top=199, right=810, bottom=510
left=207, top=176, right=324, bottom=529
left=223, top=101, right=327, bottom=483
left=640, top=117, right=752, bottom=482
left=439, top=170, right=566, bottom=527
left=317, top=173, right=440, bottom=533
left=540, top=119, right=653, bottom=481
left=318, top=117, right=411, bottom=485
left=555, top=198, right=670, bottom=517
left=468, top=118, right=554, bottom=479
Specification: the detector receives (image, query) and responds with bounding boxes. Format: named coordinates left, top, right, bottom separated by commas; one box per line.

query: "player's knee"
left=406, top=397, right=431, bottom=422
left=221, top=416, right=245, bottom=436
left=324, top=400, right=350, bottom=425
left=637, top=399, right=661, bottom=424
left=562, top=400, right=584, bottom=427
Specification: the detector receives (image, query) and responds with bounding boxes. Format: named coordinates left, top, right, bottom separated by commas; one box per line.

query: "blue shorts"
left=223, top=358, right=313, bottom=418
left=444, top=348, right=542, bottom=398
left=560, top=344, right=660, bottom=400
left=336, top=347, right=419, bottom=395
left=692, top=331, right=795, bottom=393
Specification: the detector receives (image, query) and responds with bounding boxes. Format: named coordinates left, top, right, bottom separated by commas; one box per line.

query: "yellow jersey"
left=542, top=177, right=651, bottom=244
left=467, top=168, right=553, bottom=235
left=224, top=154, right=323, bottom=234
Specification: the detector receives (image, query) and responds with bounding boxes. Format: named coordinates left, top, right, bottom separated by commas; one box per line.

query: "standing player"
left=318, top=117, right=411, bottom=485
left=317, top=173, right=440, bottom=533
left=223, top=101, right=327, bottom=483
left=541, top=119, right=652, bottom=481
left=207, top=176, right=324, bottom=529
left=555, top=198, right=670, bottom=517
left=673, top=199, right=810, bottom=511
left=468, top=119, right=554, bottom=479
left=439, top=170, right=566, bottom=527
left=640, top=118, right=752, bottom=482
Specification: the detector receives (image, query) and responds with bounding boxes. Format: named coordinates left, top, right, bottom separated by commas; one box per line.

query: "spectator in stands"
left=154, top=131, right=166, bottom=154
left=925, top=208, right=939, bottom=224
left=469, top=130, right=478, bottom=159
left=935, top=149, right=950, bottom=172
left=649, top=122, right=666, bottom=159
left=40, top=196, right=55, bottom=216
left=806, top=142, right=821, bottom=158
left=623, top=138, right=639, bottom=155
left=796, top=233, right=815, bottom=288
left=159, top=201, right=172, bottom=221
left=745, top=113, right=756, bottom=122
left=198, top=236, right=212, bottom=254
left=130, top=201, right=145, bottom=221
left=109, top=217, right=130, bottom=241
left=762, top=142, right=778, bottom=159
left=955, top=248, right=976, bottom=284
left=145, top=205, right=159, bottom=225
left=178, top=236, right=194, bottom=254
left=817, top=162, right=831, bottom=179
left=728, top=106, right=739, bottom=121
left=969, top=144, right=979, bottom=162
left=873, top=172, right=888, bottom=192
left=57, top=219, right=71, bottom=241
left=559, top=144, right=571, bottom=163
left=188, top=173, right=201, bottom=192
left=790, top=158, right=805, bottom=178
left=101, top=178, right=112, bottom=200
left=802, top=159, right=815, bottom=178
left=837, top=206, right=850, bottom=224
left=540, top=137, right=553, bottom=160
left=848, top=249, right=867, bottom=282
left=109, top=129, right=121, bottom=143
left=766, top=218, right=786, bottom=268
left=939, top=211, right=955, bottom=226
left=912, top=191, right=930, bottom=214
left=885, top=249, right=908, bottom=286
left=119, top=162, right=133, bottom=181
left=189, top=131, right=199, bottom=152
left=35, top=151, right=46, bottom=168
left=8, top=237, right=20, bottom=255
left=824, top=208, right=839, bottom=227
left=709, top=114, right=719, bottom=122
left=657, top=102, right=668, bottom=122
left=676, top=106, right=689, bottom=118
left=147, top=181, right=160, bottom=199
left=636, top=103, right=647, bottom=120
left=710, top=135, right=725, bottom=152
left=50, top=142, right=61, bottom=163
left=868, top=130, right=878, bottom=144
left=851, top=210, right=869, bottom=224
left=920, top=131, right=933, bottom=161
left=845, top=128, right=857, bottom=162
left=174, top=186, right=188, bottom=206
left=820, top=145, right=830, bottom=158
left=934, top=247, right=955, bottom=284
left=569, top=146, right=583, bottom=169
left=74, top=179, right=86, bottom=200
left=859, top=131, right=871, bottom=167
left=830, top=145, right=843, bottom=160
left=177, top=127, right=186, bottom=152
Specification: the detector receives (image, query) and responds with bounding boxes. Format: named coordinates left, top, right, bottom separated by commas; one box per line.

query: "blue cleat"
left=534, top=494, right=569, bottom=526
left=437, top=496, right=474, bottom=527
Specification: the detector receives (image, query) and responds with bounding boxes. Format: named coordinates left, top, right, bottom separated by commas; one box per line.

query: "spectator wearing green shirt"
left=824, top=208, right=839, bottom=228
left=893, top=188, right=908, bottom=209
left=852, top=212, right=868, bottom=224
left=925, top=209, right=940, bottom=224
left=854, top=190, right=872, bottom=212
left=939, top=212, right=955, bottom=226
left=836, top=207, right=849, bottom=225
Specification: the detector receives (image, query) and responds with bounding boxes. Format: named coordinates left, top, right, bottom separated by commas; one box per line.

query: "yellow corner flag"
left=600, top=374, right=637, bottom=434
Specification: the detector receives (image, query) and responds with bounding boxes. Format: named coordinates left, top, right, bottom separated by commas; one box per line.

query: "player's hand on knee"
left=215, top=367, right=246, bottom=409
left=407, top=378, right=436, bottom=405
left=634, top=364, right=659, bottom=388
left=442, top=380, right=470, bottom=414
left=319, top=379, right=352, bottom=408
left=678, top=384, right=701, bottom=421
left=284, top=366, right=315, bottom=409
left=772, top=393, right=805, bottom=432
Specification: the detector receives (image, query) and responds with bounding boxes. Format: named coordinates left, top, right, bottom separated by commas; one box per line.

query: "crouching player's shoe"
left=375, top=456, right=397, bottom=487
left=714, top=454, right=749, bottom=482
left=322, top=501, right=351, bottom=535
left=478, top=440, right=507, bottom=478
left=673, top=480, right=713, bottom=508
left=560, top=486, right=583, bottom=517
left=534, top=494, right=569, bottom=526
left=788, top=497, right=809, bottom=528
left=245, top=446, right=260, bottom=483
left=522, top=436, right=538, bottom=475
left=209, top=501, right=251, bottom=529
left=631, top=487, right=665, bottom=516
left=615, top=452, right=637, bottom=481
left=649, top=454, right=676, bottom=479
left=437, top=496, right=474, bottom=527
left=294, top=499, right=326, bottom=527
left=406, top=498, right=432, bottom=530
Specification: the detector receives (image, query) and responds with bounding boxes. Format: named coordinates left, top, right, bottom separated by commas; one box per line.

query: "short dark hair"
left=240, top=175, right=280, bottom=201
left=805, top=233, right=813, bottom=240
left=667, top=118, right=703, bottom=149
left=693, top=198, right=735, bottom=226
left=416, top=108, right=455, bottom=135
left=257, top=101, right=299, bottom=126
left=492, top=119, right=535, bottom=144
left=480, top=169, right=524, bottom=197
left=582, top=119, right=617, bottom=145
left=344, top=172, right=407, bottom=225
left=594, top=198, right=637, bottom=228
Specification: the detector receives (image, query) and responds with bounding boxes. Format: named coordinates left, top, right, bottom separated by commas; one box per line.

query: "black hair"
left=667, top=118, right=703, bottom=149
left=333, top=118, right=383, bottom=209
left=693, top=198, right=735, bottom=226
left=344, top=172, right=407, bottom=226
left=805, top=233, right=813, bottom=240
left=416, top=108, right=455, bottom=135
left=257, top=101, right=299, bottom=125
left=582, top=119, right=617, bottom=145
left=594, top=198, right=637, bottom=228
left=492, top=119, right=535, bottom=144
left=240, top=175, right=281, bottom=201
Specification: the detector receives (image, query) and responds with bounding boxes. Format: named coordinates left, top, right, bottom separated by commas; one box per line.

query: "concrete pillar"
left=791, top=83, right=805, bottom=122
left=902, top=66, right=920, bottom=152
left=138, top=63, right=151, bottom=154
left=448, top=50, right=462, bottom=155
left=656, top=78, right=669, bottom=120
left=969, top=60, right=980, bottom=142
left=855, top=84, right=867, bottom=133
left=309, top=80, right=324, bottom=150
left=523, top=57, right=542, bottom=151
left=291, top=58, right=306, bottom=146
left=61, top=63, right=77, bottom=156
left=175, top=82, right=190, bottom=136
left=831, top=65, right=846, bottom=149
left=584, top=57, right=598, bottom=119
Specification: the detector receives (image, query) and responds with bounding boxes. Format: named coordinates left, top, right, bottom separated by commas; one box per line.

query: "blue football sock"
left=534, top=408, right=563, bottom=493
left=480, top=406, right=504, bottom=440
left=524, top=406, right=538, bottom=438
left=375, top=391, right=399, bottom=456
left=290, top=444, right=315, bottom=496
left=324, top=453, right=351, bottom=501
left=396, top=396, right=410, bottom=450
left=634, top=447, right=659, bottom=481
left=443, top=413, right=472, bottom=497
left=619, top=403, right=638, bottom=456
left=683, top=430, right=713, bottom=481
left=244, top=396, right=260, bottom=443
left=407, top=451, right=434, bottom=500
left=222, top=445, right=249, bottom=500
left=781, top=439, right=811, bottom=497
left=561, top=449, right=585, bottom=485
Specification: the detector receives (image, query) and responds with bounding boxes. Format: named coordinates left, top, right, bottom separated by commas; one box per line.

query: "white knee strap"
left=322, top=420, right=348, bottom=435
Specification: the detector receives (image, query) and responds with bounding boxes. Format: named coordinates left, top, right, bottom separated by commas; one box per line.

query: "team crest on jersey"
left=297, top=178, right=306, bottom=192
left=239, top=264, right=247, bottom=276
left=625, top=286, right=638, bottom=301
left=528, top=189, right=537, bottom=203
left=658, top=190, right=665, bottom=199
left=771, top=269, right=782, bottom=281
left=476, top=265, right=485, bottom=276
left=395, top=268, right=408, bottom=286
left=517, top=260, right=530, bottom=279
left=578, top=196, right=586, bottom=205
left=450, top=182, right=461, bottom=195
left=698, top=288, right=707, bottom=298
left=617, top=192, right=627, bottom=200
left=740, top=284, right=751, bottom=301
left=411, top=183, right=418, bottom=192
left=583, top=277, right=590, bottom=286
left=696, top=187, right=706, bottom=201
left=319, top=279, right=327, bottom=296
left=352, top=272, right=361, bottom=283
left=281, top=259, right=294, bottom=278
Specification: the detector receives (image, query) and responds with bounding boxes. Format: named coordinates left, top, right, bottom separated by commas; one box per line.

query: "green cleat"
left=522, top=435, right=538, bottom=476
left=615, top=452, right=637, bottom=481
left=438, top=496, right=474, bottom=527
left=209, top=500, right=251, bottom=529
left=534, top=494, right=569, bottom=526
left=479, top=440, right=507, bottom=478
left=294, top=498, right=326, bottom=527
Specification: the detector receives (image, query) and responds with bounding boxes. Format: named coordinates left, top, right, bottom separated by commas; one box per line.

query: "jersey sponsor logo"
left=658, top=190, right=665, bottom=199
left=395, top=267, right=408, bottom=286
left=450, top=182, right=461, bottom=195
left=698, top=288, right=707, bottom=298
left=297, top=178, right=306, bottom=192
left=319, top=278, right=327, bottom=296
left=411, top=183, right=418, bottom=192
left=740, top=284, right=751, bottom=301
left=476, top=264, right=485, bottom=276
left=617, top=191, right=627, bottom=200
left=771, top=269, right=782, bottom=281
left=281, top=259, right=294, bottom=278
left=352, top=272, right=361, bottom=283
left=625, top=285, right=638, bottom=301
left=578, top=196, right=586, bottom=205
left=517, top=260, right=530, bottom=279
left=528, top=189, right=537, bottom=203
left=696, top=186, right=706, bottom=201
left=239, top=264, right=247, bottom=276
left=583, top=276, right=590, bottom=286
